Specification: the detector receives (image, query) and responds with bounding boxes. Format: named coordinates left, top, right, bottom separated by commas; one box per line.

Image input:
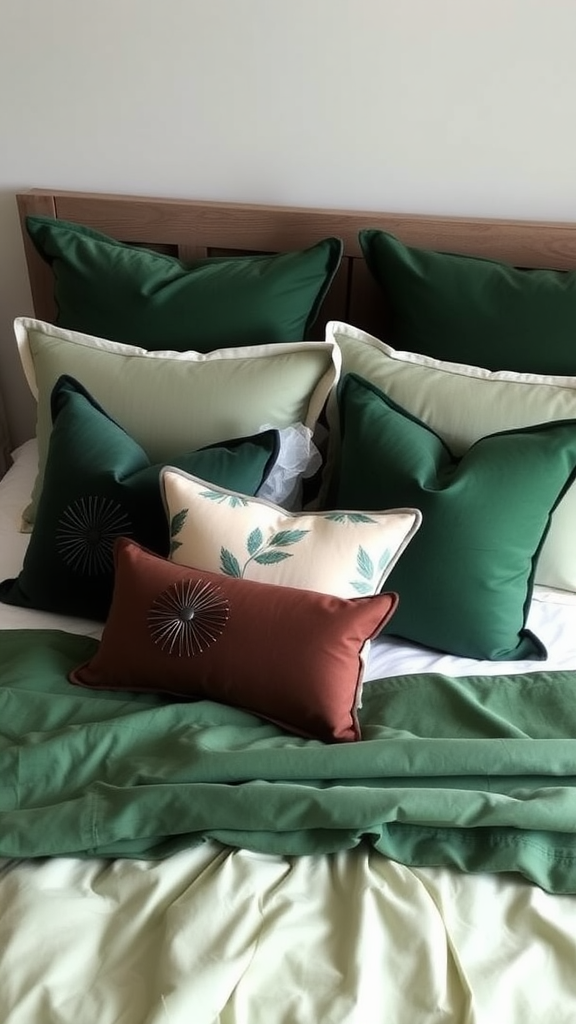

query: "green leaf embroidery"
left=357, top=546, right=374, bottom=580
left=199, top=489, right=248, bottom=507
left=350, top=544, right=394, bottom=594
left=218, top=523, right=306, bottom=577
left=220, top=548, right=242, bottom=577
left=170, top=509, right=188, bottom=538
left=378, top=549, right=391, bottom=572
left=169, top=539, right=183, bottom=556
left=253, top=550, right=293, bottom=565
left=268, top=529, right=308, bottom=547
left=351, top=580, right=373, bottom=595
left=200, top=489, right=226, bottom=501
left=323, top=513, right=378, bottom=524
left=247, top=527, right=263, bottom=556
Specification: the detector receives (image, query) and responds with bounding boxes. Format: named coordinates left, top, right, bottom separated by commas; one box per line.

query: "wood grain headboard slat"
left=17, top=191, right=58, bottom=324
left=18, top=188, right=576, bottom=265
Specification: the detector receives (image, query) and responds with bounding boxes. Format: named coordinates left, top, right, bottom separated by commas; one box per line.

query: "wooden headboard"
left=16, top=188, right=576, bottom=342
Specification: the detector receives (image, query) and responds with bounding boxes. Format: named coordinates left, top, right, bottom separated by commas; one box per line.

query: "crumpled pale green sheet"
left=2, top=629, right=576, bottom=892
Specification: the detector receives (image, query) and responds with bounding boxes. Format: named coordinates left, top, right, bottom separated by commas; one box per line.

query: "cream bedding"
left=3, top=840, right=576, bottom=1022
left=2, top=443, right=576, bottom=1023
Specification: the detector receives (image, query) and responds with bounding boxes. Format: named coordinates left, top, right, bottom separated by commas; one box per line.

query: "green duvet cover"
left=2, top=629, right=576, bottom=893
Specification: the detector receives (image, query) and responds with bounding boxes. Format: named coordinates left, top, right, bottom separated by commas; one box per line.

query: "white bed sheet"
left=2, top=441, right=576, bottom=1024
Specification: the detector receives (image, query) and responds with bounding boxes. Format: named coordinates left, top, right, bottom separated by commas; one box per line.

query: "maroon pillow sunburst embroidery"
left=148, top=578, right=230, bottom=656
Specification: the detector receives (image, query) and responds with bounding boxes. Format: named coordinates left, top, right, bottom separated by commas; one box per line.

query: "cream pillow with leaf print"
left=160, top=468, right=421, bottom=598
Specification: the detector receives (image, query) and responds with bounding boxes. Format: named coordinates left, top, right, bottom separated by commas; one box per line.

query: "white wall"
left=2, top=0, right=576, bottom=445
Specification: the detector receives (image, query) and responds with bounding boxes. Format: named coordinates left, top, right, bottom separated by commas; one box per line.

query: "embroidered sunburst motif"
left=148, top=578, right=229, bottom=657
left=56, top=496, right=132, bottom=575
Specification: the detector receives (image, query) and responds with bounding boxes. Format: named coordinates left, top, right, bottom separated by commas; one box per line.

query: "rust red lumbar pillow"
left=69, top=537, right=398, bottom=742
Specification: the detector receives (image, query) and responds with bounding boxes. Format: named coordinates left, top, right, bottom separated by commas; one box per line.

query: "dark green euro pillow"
left=0, top=376, right=279, bottom=620
left=359, top=228, right=576, bottom=375
left=330, top=373, right=576, bottom=661
left=25, top=216, right=343, bottom=351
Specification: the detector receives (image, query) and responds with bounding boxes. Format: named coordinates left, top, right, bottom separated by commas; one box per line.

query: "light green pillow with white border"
left=325, top=320, right=576, bottom=593
left=161, top=467, right=421, bottom=599
left=15, top=317, right=341, bottom=529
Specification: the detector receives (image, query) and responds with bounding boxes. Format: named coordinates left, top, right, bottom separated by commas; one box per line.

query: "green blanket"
left=3, top=629, right=576, bottom=893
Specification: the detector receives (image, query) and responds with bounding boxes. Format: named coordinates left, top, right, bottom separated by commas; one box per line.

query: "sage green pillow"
left=0, top=376, right=279, bottom=620
left=26, top=215, right=342, bottom=351
left=15, top=317, right=339, bottom=529
left=325, top=320, right=576, bottom=592
left=359, top=229, right=576, bottom=375
left=331, top=374, right=576, bottom=661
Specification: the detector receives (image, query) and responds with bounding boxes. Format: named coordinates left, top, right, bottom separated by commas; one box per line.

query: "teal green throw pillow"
left=0, top=376, right=279, bottom=620
left=26, top=216, right=343, bottom=351
left=331, top=374, right=576, bottom=660
left=359, top=229, right=576, bottom=375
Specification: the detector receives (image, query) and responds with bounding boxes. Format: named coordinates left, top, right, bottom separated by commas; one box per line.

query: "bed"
left=3, top=187, right=576, bottom=1022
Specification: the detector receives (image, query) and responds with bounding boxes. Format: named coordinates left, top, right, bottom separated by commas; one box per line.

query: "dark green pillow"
left=359, top=228, right=576, bottom=375
left=331, top=373, right=576, bottom=660
left=0, top=376, right=279, bottom=620
left=26, top=216, right=343, bottom=351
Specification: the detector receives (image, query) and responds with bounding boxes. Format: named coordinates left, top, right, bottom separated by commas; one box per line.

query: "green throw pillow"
left=331, top=373, right=576, bottom=660
left=26, top=216, right=343, bottom=351
left=359, top=229, right=576, bottom=375
left=0, top=376, right=279, bottom=620
left=324, top=320, right=576, bottom=592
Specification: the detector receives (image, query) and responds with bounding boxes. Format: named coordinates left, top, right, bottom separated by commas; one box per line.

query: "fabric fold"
left=4, top=629, right=576, bottom=891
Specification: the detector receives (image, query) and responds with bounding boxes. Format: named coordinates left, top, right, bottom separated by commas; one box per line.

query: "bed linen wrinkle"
left=4, top=623, right=576, bottom=884
left=413, top=866, right=576, bottom=1022
left=6, top=846, right=575, bottom=1024
left=210, top=852, right=470, bottom=1024
left=0, top=846, right=239, bottom=1024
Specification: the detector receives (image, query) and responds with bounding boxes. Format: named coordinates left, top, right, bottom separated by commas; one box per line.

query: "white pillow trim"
left=327, top=320, right=576, bottom=391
